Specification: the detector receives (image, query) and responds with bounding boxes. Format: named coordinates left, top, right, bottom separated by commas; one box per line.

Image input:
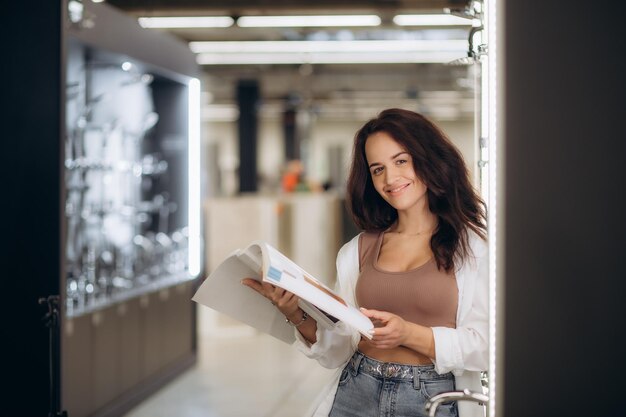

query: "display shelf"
left=4, top=2, right=201, bottom=416
left=65, top=270, right=196, bottom=318
left=63, top=1, right=202, bottom=319
left=60, top=2, right=203, bottom=416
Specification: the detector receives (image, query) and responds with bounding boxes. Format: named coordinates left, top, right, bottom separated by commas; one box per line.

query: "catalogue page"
left=192, top=241, right=373, bottom=344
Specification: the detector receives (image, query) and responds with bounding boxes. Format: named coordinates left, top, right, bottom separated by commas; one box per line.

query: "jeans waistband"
left=349, top=351, right=441, bottom=381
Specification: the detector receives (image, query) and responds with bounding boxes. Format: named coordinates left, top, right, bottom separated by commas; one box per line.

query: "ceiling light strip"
left=138, top=16, right=234, bottom=28
left=237, top=15, right=381, bottom=27
left=137, top=14, right=477, bottom=29
left=393, top=14, right=475, bottom=26
left=195, top=51, right=465, bottom=65
left=189, top=40, right=467, bottom=54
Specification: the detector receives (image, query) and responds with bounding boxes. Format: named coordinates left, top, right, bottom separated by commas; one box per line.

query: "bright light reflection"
left=393, top=14, right=476, bottom=26
left=237, top=15, right=381, bottom=27
left=138, top=16, right=234, bottom=28
left=486, top=0, right=499, bottom=416
left=189, top=39, right=467, bottom=54
left=195, top=52, right=465, bottom=65
left=190, top=39, right=467, bottom=65
left=188, top=78, right=201, bottom=277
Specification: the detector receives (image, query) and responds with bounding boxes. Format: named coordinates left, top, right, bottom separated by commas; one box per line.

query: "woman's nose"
left=384, top=166, right=399, bottom=184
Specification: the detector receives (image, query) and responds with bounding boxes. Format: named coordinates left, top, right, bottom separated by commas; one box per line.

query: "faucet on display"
left=425, top=389, right=489, bottom=417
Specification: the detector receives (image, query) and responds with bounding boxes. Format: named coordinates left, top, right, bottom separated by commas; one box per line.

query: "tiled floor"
left=123, top=317, right=336, bottom=417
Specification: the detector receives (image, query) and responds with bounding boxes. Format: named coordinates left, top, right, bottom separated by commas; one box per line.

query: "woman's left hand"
left=360, top=308, right=410, bottom=349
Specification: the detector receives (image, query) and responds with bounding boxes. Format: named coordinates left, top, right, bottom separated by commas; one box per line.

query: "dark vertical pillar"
left=151, top=79, right=189, bottom=232
left=503, top=1, right=626, bottom=417
left=1, top=1, right=63, bottom=415
left=283, top=107, right=299, bottom=161
left=237, top=79, right=259, bottom=193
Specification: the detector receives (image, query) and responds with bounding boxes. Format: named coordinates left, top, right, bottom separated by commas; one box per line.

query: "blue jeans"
left=329, top=351, right=458, bottom=417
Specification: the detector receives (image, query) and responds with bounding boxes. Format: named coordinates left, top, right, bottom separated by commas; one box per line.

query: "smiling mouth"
left=386, top=183, right=409, bottom=194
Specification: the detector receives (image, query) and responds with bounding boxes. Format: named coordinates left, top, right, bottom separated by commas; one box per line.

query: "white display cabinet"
left=60, top=2, right=203, bottom=416
left=64, top=37, right=201, bottom=318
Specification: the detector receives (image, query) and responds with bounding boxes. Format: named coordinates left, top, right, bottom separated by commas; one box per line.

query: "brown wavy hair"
left=346, top=108, right=486, bottom=272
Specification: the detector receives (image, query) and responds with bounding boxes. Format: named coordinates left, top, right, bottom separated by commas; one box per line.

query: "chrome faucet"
left=425, top=389, right=489, bottom=417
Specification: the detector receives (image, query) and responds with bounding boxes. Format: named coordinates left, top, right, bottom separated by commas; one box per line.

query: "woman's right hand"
left=241, top=278, right=300, bottom=317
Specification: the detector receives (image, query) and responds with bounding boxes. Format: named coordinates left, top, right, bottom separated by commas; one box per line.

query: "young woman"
left=243, top=108, right=488, bottom=417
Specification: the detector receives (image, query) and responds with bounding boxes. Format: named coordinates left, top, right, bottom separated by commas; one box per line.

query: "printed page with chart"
left=192, top=241, right=374, bottom=344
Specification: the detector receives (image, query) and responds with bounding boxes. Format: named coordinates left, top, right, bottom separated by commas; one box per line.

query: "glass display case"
left=63, top=35, right=201, bottom=318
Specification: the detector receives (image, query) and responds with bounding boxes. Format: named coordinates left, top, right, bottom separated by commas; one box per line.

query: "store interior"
left=3, top=1, right=625, bottom=417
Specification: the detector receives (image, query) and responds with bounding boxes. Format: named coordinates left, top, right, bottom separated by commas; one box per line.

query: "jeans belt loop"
left=412, top=366, right=420, bottom=390
left=350, top=352, right=364, bottom=376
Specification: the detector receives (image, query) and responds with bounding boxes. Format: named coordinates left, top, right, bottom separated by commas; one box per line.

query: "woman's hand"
left=360, top=307, right=436, bottom=358
left=360, top=308, right=411, bottom=349
left=242, top=278, right=318, bottom=344
left=241, top=278, right=300, bottom=317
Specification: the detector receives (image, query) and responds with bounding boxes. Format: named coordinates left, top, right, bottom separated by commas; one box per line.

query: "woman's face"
left=364, top=131, right=428, bottom=213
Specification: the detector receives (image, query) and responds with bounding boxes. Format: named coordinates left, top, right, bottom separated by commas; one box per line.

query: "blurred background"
left=4, top=1, right=625, bottom=417
left=28, top=1, right=489, bottom=416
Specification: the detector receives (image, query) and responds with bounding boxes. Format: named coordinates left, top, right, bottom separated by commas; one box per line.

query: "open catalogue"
left=192, top=241, right=374, bottom=344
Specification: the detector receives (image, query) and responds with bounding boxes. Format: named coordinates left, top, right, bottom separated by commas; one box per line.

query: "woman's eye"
left=372, top=167, right=383, bottom=175
left=396, top=159, right=407, bottom=165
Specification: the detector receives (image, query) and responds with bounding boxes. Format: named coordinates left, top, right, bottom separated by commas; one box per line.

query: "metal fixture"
left=445, top=0, right=484, bottom=21
left=447, top=25, right=486, bottom=65
left=445, top=0, right=487, bottom=65
left=39, top=295, right=68, bottom=417
left=425, top=389, right=489, bottom=417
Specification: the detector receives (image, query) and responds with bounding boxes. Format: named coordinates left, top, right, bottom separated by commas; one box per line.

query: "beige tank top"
left=355, top=232, right=458, bottom=328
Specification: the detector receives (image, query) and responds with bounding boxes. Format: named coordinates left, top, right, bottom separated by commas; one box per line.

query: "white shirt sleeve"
left=291, top=235, right=361, bottom=369
left=432, top=238, right=489, bottom=374
left=293, top=322, right=357, bottom=369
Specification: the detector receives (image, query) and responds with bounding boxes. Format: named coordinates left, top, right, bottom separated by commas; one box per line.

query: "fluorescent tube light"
left=485, top=0, right=500, bottom=415
left=393, top=14, right=475, bottom=26
left=187, top=78, right=201, bottom=277
left=237, top=15, right=381, bottom=27
left=138, top=16, right=234, bottom=28
left=195, top=51, right=465, bottom=65
left=189, top=39, right=467, bottom=65
left=189, top=40, right=466, bottom=54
